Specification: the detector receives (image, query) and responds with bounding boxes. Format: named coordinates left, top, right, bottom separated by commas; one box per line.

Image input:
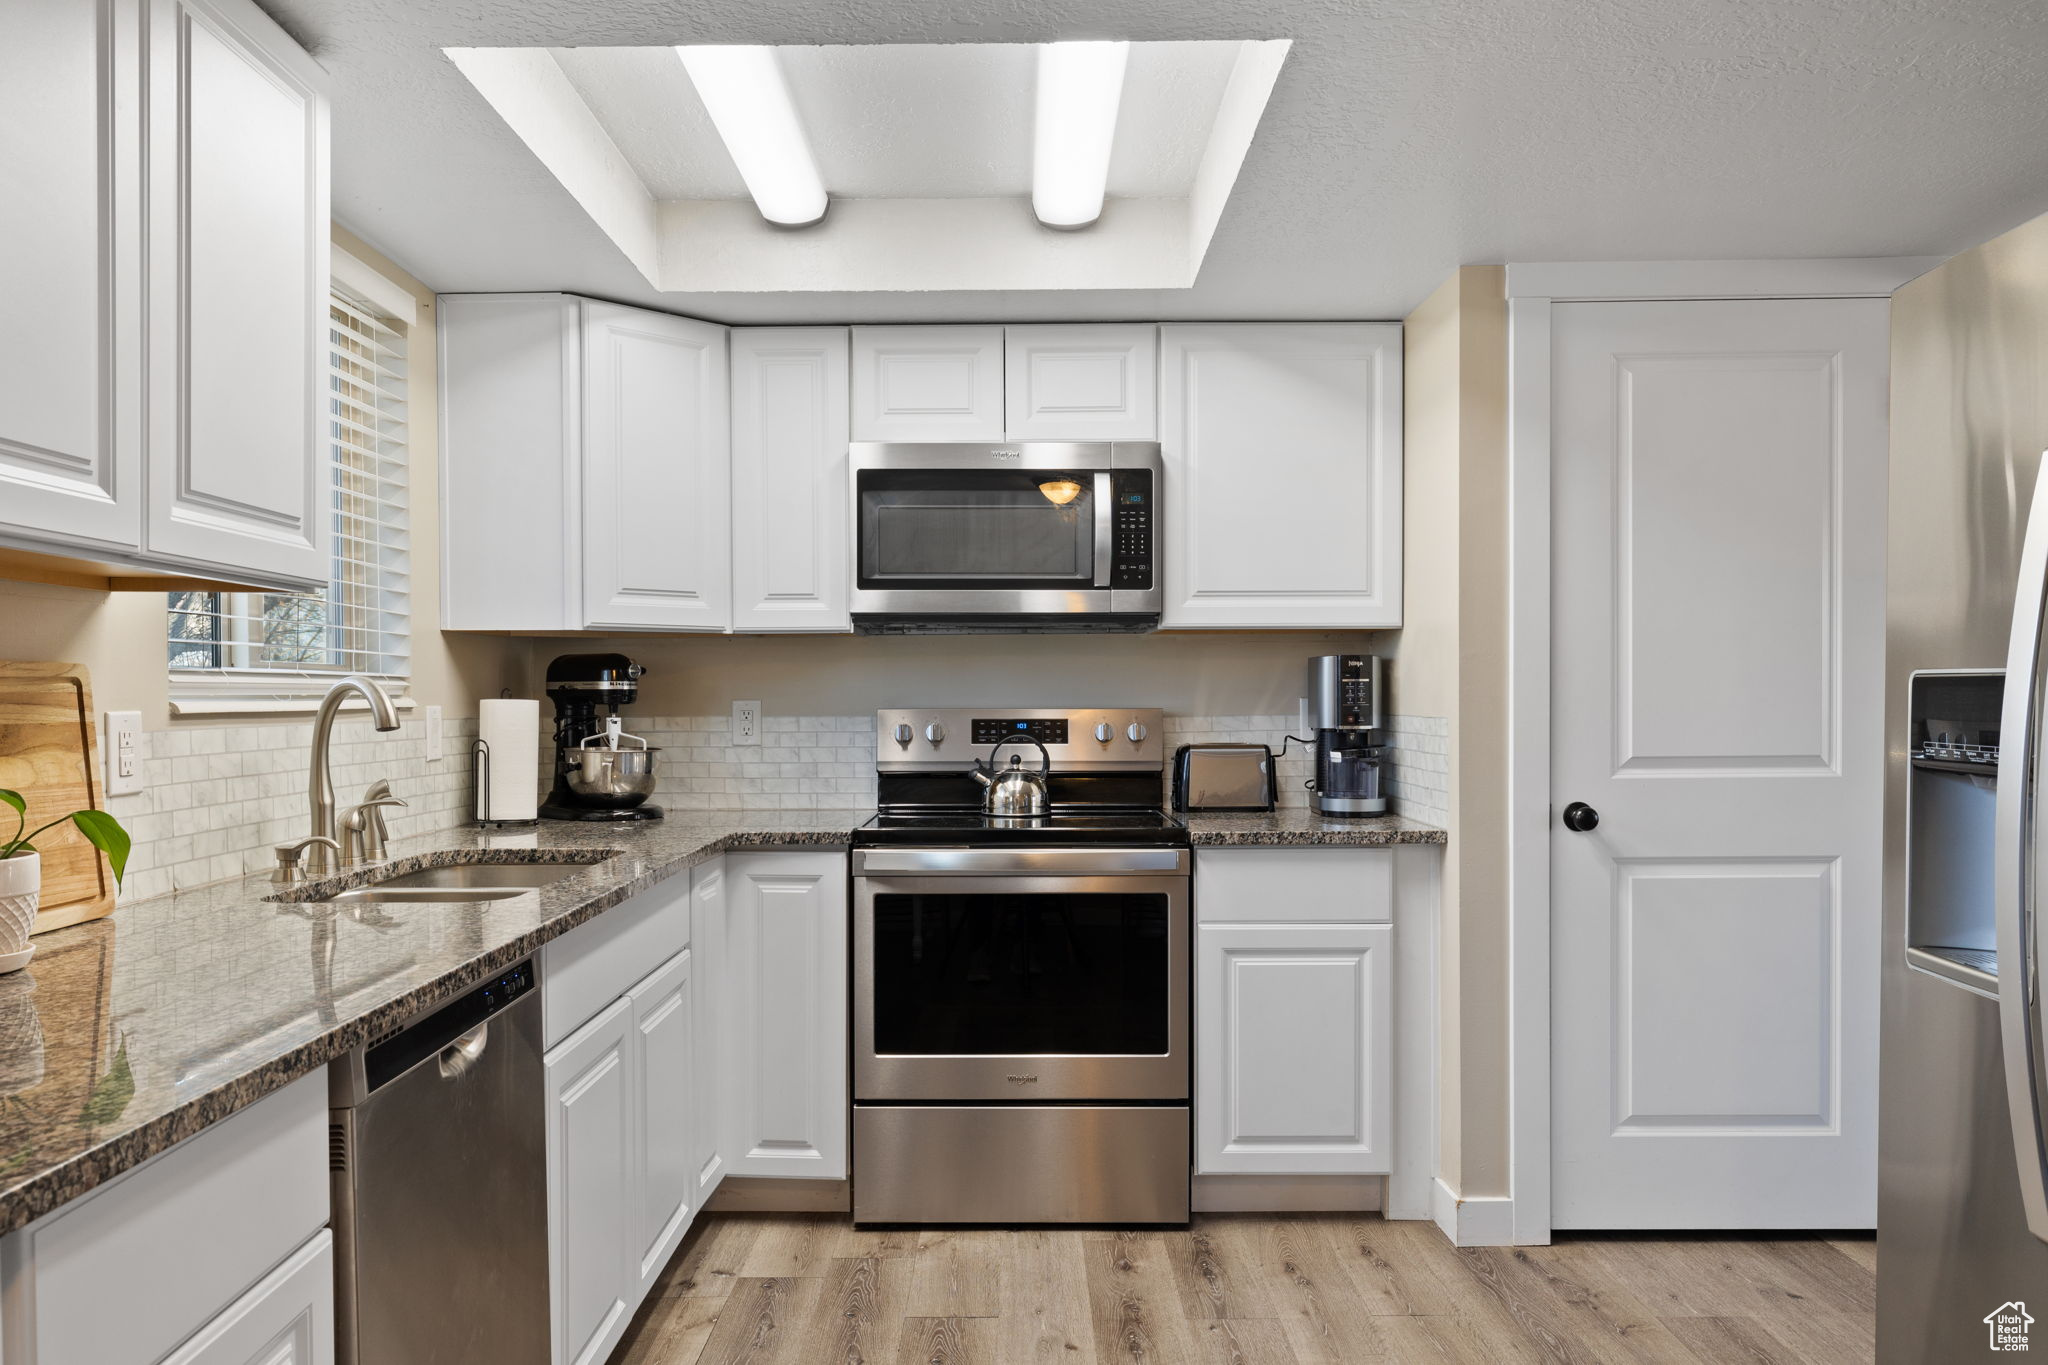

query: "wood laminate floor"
left=612, top=1213, right=1876, bottom=1365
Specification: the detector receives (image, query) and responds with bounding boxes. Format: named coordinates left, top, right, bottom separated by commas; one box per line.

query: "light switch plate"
left=732, top=700, right=761, bottom=747
left=425, top=704, right=443, bottom=761
left=104, top=710, right=144, bottom=796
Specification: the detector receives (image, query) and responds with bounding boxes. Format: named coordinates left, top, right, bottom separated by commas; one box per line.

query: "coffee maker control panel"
left=1309, top=654, right=1383, bottom=732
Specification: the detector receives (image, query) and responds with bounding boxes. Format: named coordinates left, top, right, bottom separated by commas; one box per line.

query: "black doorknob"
left=1562, top=801, right=1600, bottom=833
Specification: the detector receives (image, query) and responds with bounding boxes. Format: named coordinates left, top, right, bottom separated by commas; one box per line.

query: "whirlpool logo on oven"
left=990, top=449, right=1022, bottom=460
left=1006, top=1074, right=1039, bottom=1084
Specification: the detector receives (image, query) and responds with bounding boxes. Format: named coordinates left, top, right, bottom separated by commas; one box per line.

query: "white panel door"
left=161, top=1231, right=333, bottom=1365
left=628, top=948, right=695, bottom=1295
left=582, top=301, right=730, bottom=630
left=1004, top=324, right=1158, bottom=440
left=726, top=852, right=848, bottom=1179
left=851, top=326, right=1005, bottom=442
left=143, top=0, right=329, bottom=587
left=545, top=997, right=634, bottom=1365
left=1196, top=922, right=1393, bottom=1174
left=1159, top=324, right=1402, bottom=628
left=1550, top=297, right=1887, bottom=1229
left=730, top=328, right=851, bottom=631
left=0, top=0, right=143, bottom=551
left=689, top=858, right=729, bottom=1204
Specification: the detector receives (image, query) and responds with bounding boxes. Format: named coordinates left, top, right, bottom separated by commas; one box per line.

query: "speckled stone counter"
left=1179, top=810, right=1447, bottom=845
left=0, top=811, right=862, bottom=1234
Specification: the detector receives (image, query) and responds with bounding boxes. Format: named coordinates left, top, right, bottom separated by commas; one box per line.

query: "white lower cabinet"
left=545, top=996, right=636, bottom=1365
left=690, top=858, right=730, bottom=1204
left=726, top=852, right=848, bottom=1179
left=629, top=948, right=695, bottom=1295
left=161, top=1231, right=334, bottom=1365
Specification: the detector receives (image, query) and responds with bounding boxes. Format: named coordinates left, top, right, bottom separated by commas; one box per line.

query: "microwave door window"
left=858, top=472, right=1096, bottom=588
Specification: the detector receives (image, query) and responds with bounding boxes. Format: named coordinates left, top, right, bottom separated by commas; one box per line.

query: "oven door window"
left=871, top=888, right=1170, bottom=1055
left=857, top=470, right=1097, bottom=590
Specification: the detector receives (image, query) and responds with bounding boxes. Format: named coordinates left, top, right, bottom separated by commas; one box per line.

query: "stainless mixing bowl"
left=562, top=743, right=660, bottom=808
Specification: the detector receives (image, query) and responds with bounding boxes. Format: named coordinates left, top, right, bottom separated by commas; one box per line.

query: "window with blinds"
left=167, top=283, right=410, bottom=701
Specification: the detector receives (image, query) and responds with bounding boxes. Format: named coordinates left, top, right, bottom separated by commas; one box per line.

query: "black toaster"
left=1171, top=743, right=1277, bottom=812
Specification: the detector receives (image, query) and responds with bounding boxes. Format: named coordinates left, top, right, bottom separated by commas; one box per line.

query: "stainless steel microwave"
left=848, top=442, right=1162, bottom=633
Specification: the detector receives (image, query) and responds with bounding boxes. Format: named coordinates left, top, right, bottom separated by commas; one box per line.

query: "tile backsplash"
left=105, top=708, right=1449, bottom=903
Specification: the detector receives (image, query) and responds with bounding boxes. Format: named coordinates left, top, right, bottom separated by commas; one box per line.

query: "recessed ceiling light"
left=1032, top=41, right=1130, bottom=230
left=676, top=45, right=828, bottom=227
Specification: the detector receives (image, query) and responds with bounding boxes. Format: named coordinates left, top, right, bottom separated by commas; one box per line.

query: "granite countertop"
left=0, top=802, right=1443, bottom=1234
left=0, top=811, right=857, bottom=1235
left=1180, top=809, right=1447, bottom=845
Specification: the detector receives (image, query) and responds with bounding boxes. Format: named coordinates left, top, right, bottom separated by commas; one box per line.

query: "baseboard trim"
left=1431, top=1177, right=1517, bottom=1246
left=1192, top=1174, right=1385, bottom=1214
left=706, top=1176, right=851, bottom=1214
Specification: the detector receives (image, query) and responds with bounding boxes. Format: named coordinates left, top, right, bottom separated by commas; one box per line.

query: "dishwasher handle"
left=438, top=1022, right=490, bottom=1081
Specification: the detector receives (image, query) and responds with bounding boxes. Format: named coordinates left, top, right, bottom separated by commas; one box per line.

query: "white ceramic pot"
left=0, top=853, right=38, bottom=959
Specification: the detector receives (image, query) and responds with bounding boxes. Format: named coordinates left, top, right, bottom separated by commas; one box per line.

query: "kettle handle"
left=985, top=735, right=1052, bottom=778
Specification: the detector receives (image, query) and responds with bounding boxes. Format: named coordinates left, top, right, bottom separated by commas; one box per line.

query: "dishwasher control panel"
left=479, top=960, right=535, bottom=1014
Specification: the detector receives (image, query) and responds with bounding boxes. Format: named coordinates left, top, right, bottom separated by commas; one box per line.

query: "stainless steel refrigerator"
left=1880, top=448, right=2048, bottom=1354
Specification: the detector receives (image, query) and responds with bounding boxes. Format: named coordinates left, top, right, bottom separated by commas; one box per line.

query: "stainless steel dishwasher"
left=330, top=959, right=549, bottom=1364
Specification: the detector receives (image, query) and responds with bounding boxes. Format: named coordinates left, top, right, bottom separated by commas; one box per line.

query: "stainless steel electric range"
left=851, top=707, right=1192, bottom=1225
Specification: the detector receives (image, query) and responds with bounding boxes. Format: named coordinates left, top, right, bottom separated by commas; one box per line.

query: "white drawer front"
left=1194, top=847, right=1395, bottom=923
left=543, top=876, right=691, bottom=1049
left=3, top=1072, right=329, bottom=1365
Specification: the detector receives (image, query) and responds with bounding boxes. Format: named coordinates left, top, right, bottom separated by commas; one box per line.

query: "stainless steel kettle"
left=972, top=736, right=1052, bottom=817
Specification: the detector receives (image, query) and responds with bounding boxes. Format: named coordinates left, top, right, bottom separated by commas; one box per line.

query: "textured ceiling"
left=264, top=0, right=2048, bottom=324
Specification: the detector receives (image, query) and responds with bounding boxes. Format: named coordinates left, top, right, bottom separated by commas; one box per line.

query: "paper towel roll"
left=477, top=699, right=540, bottom=823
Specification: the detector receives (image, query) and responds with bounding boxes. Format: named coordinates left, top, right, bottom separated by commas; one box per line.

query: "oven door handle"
left=854, top=847, right=1190, bottom=876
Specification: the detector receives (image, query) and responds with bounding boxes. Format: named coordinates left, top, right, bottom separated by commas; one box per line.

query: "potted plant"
left=0, top=792, right=128, bottom=972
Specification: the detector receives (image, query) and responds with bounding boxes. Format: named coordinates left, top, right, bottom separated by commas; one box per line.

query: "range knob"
left=892, top=723, right=913, bottom=747
left=1094, top=722, right=1114, bottom=745
left=925, top=722, right=946, bottom=745
left=1127, top=721, right=1148, bottom=744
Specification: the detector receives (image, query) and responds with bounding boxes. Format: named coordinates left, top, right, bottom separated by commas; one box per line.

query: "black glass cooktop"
left=856, top=809, right=1189, bottom=846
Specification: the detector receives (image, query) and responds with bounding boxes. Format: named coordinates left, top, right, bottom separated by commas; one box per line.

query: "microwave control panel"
left=1111, top=471, right=1154, bottom=590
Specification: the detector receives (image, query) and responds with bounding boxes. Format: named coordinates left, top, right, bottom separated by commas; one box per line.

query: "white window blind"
left=168, top=283, right=411, bottom=704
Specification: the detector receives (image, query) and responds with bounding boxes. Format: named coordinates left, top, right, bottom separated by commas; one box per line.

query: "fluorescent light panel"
left=1033, top=41, right=1130, bottom=229
left=676, top=45, right=828, bottom=227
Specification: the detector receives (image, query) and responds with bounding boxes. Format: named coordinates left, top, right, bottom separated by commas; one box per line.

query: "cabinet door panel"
left=546, top=997, right=634, bottom=1365
left=731, top=328, right=851, bottom=631
left=160, top=1231, right=334, bottom=1365
left=0, top=0, right=142, bottom=549
left=1196, top=922, right=1392, bottom=1174
left=582, top=302, right=730, bottom=630
left=690, top=858, right=729, bottom=1203
left=1160, top=324, right=1402, bottom=628
left=145, top=0, right=329, bottom=587
left=1004, top=324, right=1157, bottom=440
left=727, top=852, right=848, bottom=1178
left=630, top=948, right=695, bottom=1294
left=851, top=326, right=1004, bottom=442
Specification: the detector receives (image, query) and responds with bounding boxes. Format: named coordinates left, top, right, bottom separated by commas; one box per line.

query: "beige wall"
left=1395, top=265, right=1511, bottom=1199
left=517, top=629, right=1392, bottom=718
left=0, top=227, right=524, bottom=727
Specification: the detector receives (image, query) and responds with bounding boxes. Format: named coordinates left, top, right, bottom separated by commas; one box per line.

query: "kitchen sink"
left=304, top=856, right=604, bottom=905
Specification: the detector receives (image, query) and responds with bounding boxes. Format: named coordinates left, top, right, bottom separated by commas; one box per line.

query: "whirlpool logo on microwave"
left=1006, top=1074, right=1039, bottom=1084
left=990, top=449, right=1022, bottom=460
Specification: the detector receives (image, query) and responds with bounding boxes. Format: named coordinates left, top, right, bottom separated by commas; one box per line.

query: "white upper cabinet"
left=851, top=326, right=1005, bottom=441
left=440, top=295, right=732, bottom=632
left=0, top=0, right=142, bottom=551
left=1159, top=323, right=1403, bottom=629
left=0, top=0, right=328, bottom=591
left=1004, top=324, right=1158, bottom=440
left=730, top=328, right=851, bottom=631
left=581, top=303, right=730, bottom=631
left=143, top=0, right=330, bottom=587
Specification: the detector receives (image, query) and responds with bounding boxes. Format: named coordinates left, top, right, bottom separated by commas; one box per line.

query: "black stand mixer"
left=539, top=653, right=664, bottom=822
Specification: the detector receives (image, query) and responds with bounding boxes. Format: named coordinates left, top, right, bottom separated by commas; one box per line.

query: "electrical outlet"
left=104, top=710, right=144, bottom=796
left=425, top=704, right=443, bottom=761
left=732, top=700, right=761, bottom=746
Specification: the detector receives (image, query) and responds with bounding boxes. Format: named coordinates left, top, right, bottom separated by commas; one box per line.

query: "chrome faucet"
left=305, top=675, right=401, bottom=876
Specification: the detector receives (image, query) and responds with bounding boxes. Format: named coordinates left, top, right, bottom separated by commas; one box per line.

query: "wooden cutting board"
left=0, top=663, right=114, bottom=934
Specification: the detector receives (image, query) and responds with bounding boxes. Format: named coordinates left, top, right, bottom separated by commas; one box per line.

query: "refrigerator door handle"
left=1996, top=462, right=2048, bottom=1244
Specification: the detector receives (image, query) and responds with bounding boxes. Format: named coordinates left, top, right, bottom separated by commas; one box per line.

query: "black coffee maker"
left=1308, top=654, right=1387, bottom=817
left=540, top=653, right=663, bottom=822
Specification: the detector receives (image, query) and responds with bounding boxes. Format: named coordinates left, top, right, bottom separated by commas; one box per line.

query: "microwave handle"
left=1093, top=472, right=1113, bottom=587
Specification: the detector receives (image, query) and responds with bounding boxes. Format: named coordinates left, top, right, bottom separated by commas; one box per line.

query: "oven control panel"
left=878, top=708, right=1165, bottom=771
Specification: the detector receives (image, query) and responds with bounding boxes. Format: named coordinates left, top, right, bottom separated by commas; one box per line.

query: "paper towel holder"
left=472, top=738, right=537, bottom=828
